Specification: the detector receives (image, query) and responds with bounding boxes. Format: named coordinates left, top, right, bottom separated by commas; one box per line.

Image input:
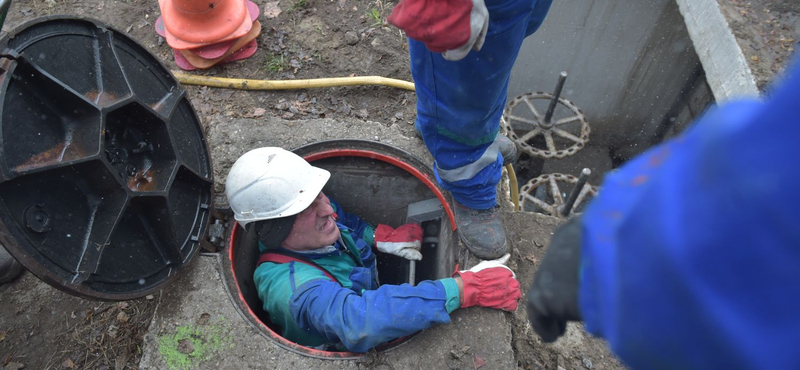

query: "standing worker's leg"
left=410, top=0, right=552, bottom=259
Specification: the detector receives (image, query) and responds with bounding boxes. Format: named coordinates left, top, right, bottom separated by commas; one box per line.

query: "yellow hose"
left=172, top=71, right=416, bottom=92
left=505, top=163, right=520, bottom=212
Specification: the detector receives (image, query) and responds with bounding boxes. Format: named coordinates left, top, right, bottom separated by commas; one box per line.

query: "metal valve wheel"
left=519, top=173, right=598, bottom=218
left=502, top=92, right=591, bottom=159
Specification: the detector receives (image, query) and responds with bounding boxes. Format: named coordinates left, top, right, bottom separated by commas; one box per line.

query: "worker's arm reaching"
left=289, top=277, right=460, bottom=352
left=527, top=59, right=800, bottom=369
left=253, top=194, right=521, bottom=352
left=289, top=253, right=519, bottom=353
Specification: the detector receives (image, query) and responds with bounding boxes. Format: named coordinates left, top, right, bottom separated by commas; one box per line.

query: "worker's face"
left=282, top=192, right=340, bottom=251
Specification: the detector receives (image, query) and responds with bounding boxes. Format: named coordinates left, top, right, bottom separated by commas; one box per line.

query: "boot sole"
left=457, top=230, right=508, bottom=260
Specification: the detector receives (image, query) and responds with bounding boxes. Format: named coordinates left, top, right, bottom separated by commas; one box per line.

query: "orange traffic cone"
left=155, top=0, right=261, bottom=70
left=159, top=0, right=250, bottom=50
left=172, top=39, right=258, bottom=71
left=180, top=21, right=261, bottom=69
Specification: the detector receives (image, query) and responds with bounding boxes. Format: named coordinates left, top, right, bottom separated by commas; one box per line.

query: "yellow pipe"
left=172, top=71, right=416, bottom=92
left=506, top=163, right=520, bottom=212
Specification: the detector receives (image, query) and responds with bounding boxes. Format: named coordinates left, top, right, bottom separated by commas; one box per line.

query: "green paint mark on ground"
left=157, top=318, right=230, bottom=370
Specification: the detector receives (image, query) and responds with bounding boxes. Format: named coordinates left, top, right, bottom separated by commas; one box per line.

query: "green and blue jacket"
left=253, top=200, right=461, bottom=352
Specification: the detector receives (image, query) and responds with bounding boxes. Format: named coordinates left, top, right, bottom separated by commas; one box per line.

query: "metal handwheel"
left=502, top=72, right=590, bottom=159
left=519, top=171, right=598, bottom=218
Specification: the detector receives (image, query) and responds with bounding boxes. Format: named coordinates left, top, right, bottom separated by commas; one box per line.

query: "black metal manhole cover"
left=0, top=17, right=213, bottom=300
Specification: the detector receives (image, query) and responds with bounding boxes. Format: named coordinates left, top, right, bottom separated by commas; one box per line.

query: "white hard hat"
left=225, top=147, right=330, bottom=226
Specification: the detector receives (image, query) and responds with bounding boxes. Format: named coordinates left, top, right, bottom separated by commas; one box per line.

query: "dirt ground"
left=719, top=0, right=799, bottom=91
left=2, top=0, right=419, bottom=134
left=503, top=212, right=625, bottom=370
left=0, top=271, right=159, bottom=369
left=0, top=0, right=793, bottom=369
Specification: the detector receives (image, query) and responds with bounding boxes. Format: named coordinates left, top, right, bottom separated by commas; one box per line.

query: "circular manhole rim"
left=219, top=140, right=455, bottom=359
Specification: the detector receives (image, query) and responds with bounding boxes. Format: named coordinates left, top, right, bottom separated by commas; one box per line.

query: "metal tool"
left=543, top=71, right=568, bottom=128
left=560, top=168, right=591, bottom=217
left=405, top=198, right=444, bottom=285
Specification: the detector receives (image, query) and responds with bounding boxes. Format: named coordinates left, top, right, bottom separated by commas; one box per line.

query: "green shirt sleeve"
left=439, top=277, right=461, bottom=314
left=362, top=224, right=375, bottom=246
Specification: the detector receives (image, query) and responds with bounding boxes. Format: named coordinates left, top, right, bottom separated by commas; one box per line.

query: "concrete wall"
left=508, top=0, right=711, bottom=159
left=675, top=0, right=760, bottom=102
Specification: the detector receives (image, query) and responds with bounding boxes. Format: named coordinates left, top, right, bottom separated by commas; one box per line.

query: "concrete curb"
left=675, top=0, right=760, bottom=102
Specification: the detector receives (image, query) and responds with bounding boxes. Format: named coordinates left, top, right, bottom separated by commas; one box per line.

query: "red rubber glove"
left=457, top=254, right=521, bottom=311
left=375, top=223, right=423, bottom=261
left=387, top=0, right=489, bottom=61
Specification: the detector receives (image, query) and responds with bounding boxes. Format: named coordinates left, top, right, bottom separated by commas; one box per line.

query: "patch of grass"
left=313, top=52, right=328, bottom=63
left=287, top=0, right=308, bottom=13
left=157, top=320, right=229, bottom=370
left=367, top=8, right=383, bottom=27
left=266, top=54, right=288, bottom=73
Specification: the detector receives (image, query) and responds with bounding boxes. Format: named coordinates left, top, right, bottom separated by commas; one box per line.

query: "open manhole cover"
left=0, top=16, right=213, bottom=300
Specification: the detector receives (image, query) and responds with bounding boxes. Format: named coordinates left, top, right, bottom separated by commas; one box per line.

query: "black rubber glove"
left=526, top=216, right=583, bottom=342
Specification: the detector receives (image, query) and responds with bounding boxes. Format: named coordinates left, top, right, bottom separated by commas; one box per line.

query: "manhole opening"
left=224, top=145, right=456, bottom=359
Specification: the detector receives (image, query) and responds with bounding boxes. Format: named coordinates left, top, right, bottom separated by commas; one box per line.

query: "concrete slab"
left=139, top=115, right=518, bottom=369
left=675, top=0, right=760, bottom=102
left=138, top=242, right=516, bottom=370
left=203, top=115, right=432, bottom=207
left=139, top=255, right=358, bottom=370
left=138, top=211, right=628, bottom=370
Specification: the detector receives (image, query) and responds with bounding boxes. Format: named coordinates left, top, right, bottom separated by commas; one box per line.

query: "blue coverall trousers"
left=410, top=0, right=553, bottom=209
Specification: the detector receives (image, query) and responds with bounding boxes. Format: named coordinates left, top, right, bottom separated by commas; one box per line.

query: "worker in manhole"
left=387, top=0, right=553, bottom=260
left=226, top=147, right=522, bottom=352
left=526, top=60, right=800, bottom=368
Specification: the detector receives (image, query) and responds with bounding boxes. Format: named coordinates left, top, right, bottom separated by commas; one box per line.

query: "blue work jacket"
left=579, top=58, right=800, bottom=369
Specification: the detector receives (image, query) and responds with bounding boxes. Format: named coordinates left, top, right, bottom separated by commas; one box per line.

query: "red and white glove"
left=457, top=254, right=521, bottom=311
left=375, top=224, right=423, bottom=261
left=388, top=0, right=489, bottom=61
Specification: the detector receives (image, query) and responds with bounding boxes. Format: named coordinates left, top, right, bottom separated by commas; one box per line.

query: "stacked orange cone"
left=156, top=0, right=261, bottom=70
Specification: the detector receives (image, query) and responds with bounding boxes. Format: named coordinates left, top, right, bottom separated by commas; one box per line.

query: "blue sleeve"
left=289, top=278, right=461, bottom=352
left=579, top=59, right=800, bottom=369
left=355, top=238, right=378, bottom=273
left=330, top=198, right=375, bottom=246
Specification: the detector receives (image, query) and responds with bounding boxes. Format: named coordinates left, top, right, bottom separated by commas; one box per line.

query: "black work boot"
left=0, top=246, right=23, bottom=284
left=496, top=134, right=519, bottom=166
left=454, top=201, right=508, bottom=259
left=414, top=129, right=519, bottom=166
